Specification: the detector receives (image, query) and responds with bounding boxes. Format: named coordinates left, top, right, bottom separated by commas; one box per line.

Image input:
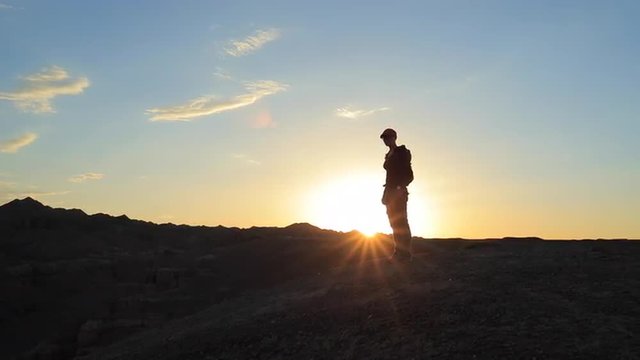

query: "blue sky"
left=1, top=0, right=639, bottom=238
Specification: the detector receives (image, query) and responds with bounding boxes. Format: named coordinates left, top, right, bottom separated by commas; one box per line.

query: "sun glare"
left=305, top=174, right=435, bottom=237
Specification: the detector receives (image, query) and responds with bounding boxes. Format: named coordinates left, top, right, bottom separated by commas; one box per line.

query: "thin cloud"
left=213, top=67, right=234, bottom=80
left=209, top=24, right=222, bottom=32
left=147, top=80, right=288, bottom=122
left=68, top=172, right=104, bottom=183
left=17, top=190, right=70, bottom=197
left=224, top=28, right=280, bottom=57
left=0, top=3, right=12, bottom=10
left=0, top=180, right=70, bottom=201
left=336, top=106, right=390, bottom=119
left=231, top=153, right=261, bottom=166
left=0, top=132, right=38, bottom=153
left=0, top=181, right=15, bottom=189
left=157, top=214, right=175, bottom=222
left=0, top=66, right=90, bottom=113
left=2, top=190, right=70, bottom=201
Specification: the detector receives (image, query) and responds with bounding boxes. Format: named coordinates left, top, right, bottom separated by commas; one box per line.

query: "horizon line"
left=1, top=197, right=638, bottom=241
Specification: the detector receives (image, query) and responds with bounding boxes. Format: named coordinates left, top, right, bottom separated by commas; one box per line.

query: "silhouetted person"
left=380, top=128, right=414, bottom=262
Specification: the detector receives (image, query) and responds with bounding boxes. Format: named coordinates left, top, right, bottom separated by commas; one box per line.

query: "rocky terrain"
left=1, top=198, right=639, bottom=359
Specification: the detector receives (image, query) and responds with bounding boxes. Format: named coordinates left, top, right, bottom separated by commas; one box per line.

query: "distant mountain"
left=0, top=197, right=87, bottom=231
left=0, top=196, right=48, bottom=211
left=0, top=197, right=330, bottom=236
left=0, top=196, right=57, bottom=218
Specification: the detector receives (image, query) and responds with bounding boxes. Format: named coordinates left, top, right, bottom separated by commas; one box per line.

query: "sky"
left=1, top=0, right=639, bottom=239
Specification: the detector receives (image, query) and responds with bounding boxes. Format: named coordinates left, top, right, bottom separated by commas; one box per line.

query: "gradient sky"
left=1, top=0, right=639, bottom=238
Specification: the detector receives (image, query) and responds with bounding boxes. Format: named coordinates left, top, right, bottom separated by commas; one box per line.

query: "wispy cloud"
left=157, top=214, right=175, bottom=222
left=232, top=153, right=261, bottom=166
left=0, top=181, right=15, bottom=189
left=146, top=80, right=288, bottom=122
left=0, top=180, right=70, bottom=202
left=16, top=191, right=69, bottom=197
left=0, top=132, right=38, bottom=153
left=0, top=66, right=90, bottom=113
left=224, top=28, right=280, bottom=57
left=68, top=172, right=104, bottom=183
left=1, top=186, right=70, bottom=201
left=0, top=3, right=13, bottom=10
left=213, top=67, right=234, bottom=81
left=335, top=106, right=390, bottom=119
left=2, top=190, right=70, bottom=201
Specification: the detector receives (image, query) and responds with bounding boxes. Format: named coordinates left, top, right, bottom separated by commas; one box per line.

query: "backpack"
left=400, top=147, right=414, bottom=186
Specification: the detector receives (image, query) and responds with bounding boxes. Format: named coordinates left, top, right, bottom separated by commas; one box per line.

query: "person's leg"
left=386, top=188, right=411, bottom=259
left=395, top=189, right=412, bottom=259
left=385, top=193, right=399, bottom=256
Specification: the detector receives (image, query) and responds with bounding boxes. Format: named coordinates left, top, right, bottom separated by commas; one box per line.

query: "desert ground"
left=1, top=198, right=639, bottom=359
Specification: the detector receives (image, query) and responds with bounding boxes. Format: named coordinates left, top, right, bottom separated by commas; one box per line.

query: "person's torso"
left=384, top=145, right=411, bottom=186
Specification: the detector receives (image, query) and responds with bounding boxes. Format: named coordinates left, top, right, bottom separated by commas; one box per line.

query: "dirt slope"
left=86, top=240, right=640, bottom=360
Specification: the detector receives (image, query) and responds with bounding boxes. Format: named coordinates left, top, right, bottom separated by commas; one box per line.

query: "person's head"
left=380, top=128, right=397, bottom=147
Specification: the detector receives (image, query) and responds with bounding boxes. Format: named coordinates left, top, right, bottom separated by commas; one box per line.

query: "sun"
left=305, top=173, right=435, bottom=237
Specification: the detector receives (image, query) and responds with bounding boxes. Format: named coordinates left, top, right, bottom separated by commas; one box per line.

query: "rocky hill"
left=1, top=198, right=639, bottom=359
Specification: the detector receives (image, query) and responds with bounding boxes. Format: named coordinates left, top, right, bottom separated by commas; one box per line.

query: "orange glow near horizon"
left=304, top=174, right=436, bottom=238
